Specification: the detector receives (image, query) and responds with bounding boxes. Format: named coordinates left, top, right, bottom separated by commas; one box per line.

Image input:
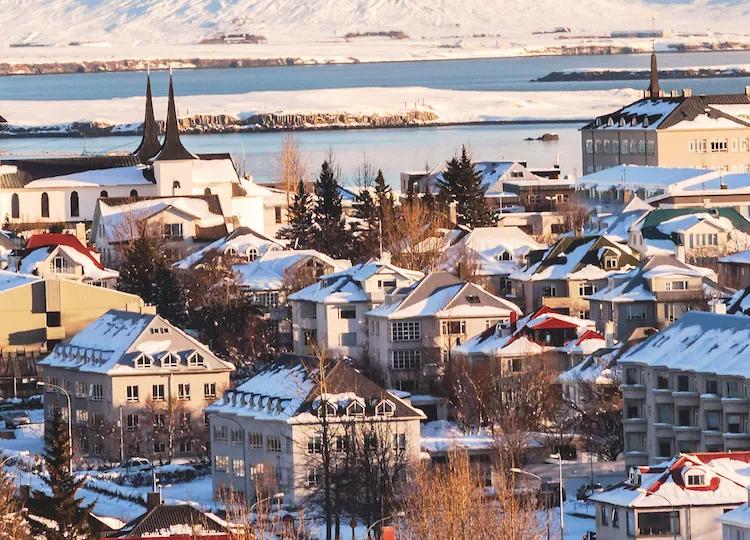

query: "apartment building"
left=619, top=311, right=750, bottom=469
left=288, top=259, right=423, bottom=359
left=38, top=309, right=234, bottom=461
left=588, top=254, right=727, bottom=343
left=510, top=234, right=639, bottom=317
left=592, top=451, right=750, bottom=540
left=207, top=358, right=424, bottom=505
left=365, top=271, right=521, bottom=392
left=582, top=53, right=750, bottom=174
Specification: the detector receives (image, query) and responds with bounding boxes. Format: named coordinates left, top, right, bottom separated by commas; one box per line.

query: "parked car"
left=576, top=482, right=604, bottom=501
left=2, top=411, right=30, bottom=429
left=121, top=457, right=152, bottom=472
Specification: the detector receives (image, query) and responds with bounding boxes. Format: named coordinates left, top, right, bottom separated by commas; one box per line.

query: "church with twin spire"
left=0, top=72, right=268, bottom=234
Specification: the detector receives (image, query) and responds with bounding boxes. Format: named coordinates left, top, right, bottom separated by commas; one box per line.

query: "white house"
left=289, top=259, right=423, bottom=359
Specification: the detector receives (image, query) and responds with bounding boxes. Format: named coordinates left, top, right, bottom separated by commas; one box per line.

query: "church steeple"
left=133, top=71, right=162, bottom=162
left=155, top=70, right=197, bottom=162
left=647, top=52, right=661, bottom=99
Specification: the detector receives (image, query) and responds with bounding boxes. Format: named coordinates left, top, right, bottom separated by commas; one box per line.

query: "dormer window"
left=317, top=400, right=337, bottom=418
left=161, top=352, right=179, bottom=368
left=246, top=247, right=259, bottom=261
left=224, top=247, right=238, bottom=257
left=495, top=251, right=513, bottom=262
left=686, top=472, right=706, bottom=486
left=375, top=399, right=395, bottom=417
left=346, top=400, right=365, bottom=417
left=52, top=256, right=70, bottom=274
left=604, top=256, right=618, bottom=269
left=134, top=354, right=152, bottom=368
left=188, top=352, right=205, bottom=367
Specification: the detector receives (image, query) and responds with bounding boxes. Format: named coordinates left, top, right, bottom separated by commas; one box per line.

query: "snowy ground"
left=0, top=86, right=643, bottom=127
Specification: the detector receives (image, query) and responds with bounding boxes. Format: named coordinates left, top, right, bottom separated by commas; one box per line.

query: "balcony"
left=296, top=318, right=318, bottom=331
left=654, top=290, right=704, bottom=303
left=673, top=391, right=700, bottom=406
left=722, top=397, right=749, bottom=413
left=621, top=385, right=646, bottom=399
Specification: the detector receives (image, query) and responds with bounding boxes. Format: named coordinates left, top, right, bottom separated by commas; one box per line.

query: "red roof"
left=527, top=316, right=580, bottom=331
left=576, top=329, right=604, bottom=345
left=25, top=233, right=104, bottom=270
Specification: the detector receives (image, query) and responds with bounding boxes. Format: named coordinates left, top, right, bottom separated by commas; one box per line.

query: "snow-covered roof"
left=23, top=165, right=154, bottom=189
left=720, top=250, right=750, bottom=265
left=367, top=272, right=520, bottom=320
left=38, top=309, right=233, bottom=375
left=618, top=311, right=750, bottom=375
left=558, top=346, right=620, bottom=384
left=592, top=452, right=750, bottom=509
left=173, top=227, right=283, bottom=270
left=438, top=226, right=544, bottom=277
left=289, top=259, right=422, bottom=305
left=18, top=245, right=119, bottom=282
left=233, top=249, right=350, bottom=292
left=580, top=165, right=712, bottom=190
left=0, top=270, right=40, bottom=292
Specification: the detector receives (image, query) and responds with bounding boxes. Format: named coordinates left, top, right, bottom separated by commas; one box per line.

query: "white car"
left=121, top=457, right=151, bottom=471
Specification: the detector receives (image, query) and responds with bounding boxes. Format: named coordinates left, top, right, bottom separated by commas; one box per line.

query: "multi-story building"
left=582, top=53, right=750, bottom=174
left=592, top=451, right=750, bottom=540
left=289, top=259, right=422, bottom=359
left=588, top=254, right=727, bottom=343
left=619, top=311, right=750, bottom=469
left=38, top=309, right=234, bottom=461
left=8, top=231, right=118, bottom=288
left=365, top=271, right=521, bottom=392
left=207, top=358, right=424, bottom=505
left=510, top=234, right=639, bottom=317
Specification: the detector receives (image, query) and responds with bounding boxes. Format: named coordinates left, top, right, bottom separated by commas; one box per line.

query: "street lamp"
left=510, top=468, right=550, bottom=540
left=549, top=453, right=565, bottom=540
left=37, top=381, right=73, bottom=473
left=365, top=511, right=406, bottom=539
left=636, top=488, right=677, bottom=540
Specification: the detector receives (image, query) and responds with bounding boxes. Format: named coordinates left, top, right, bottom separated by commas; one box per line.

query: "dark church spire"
left=133, top=70, right=162, bottom=162
left=647, top=52, right=661, bottom=99
left=155, top=69, right=197, bottom=162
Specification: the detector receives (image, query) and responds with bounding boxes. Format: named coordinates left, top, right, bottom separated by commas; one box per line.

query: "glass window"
left=638, top=511, right=679, bottom=536
left=390, top=321, right=421, bottom=341
left=41, top=192, right=49, bottom=218
left=70, top=191, right=79, bottom=218
left=126, top=385, right=139, bottom=402
left=215, top=455, right=228, bottom=472
left=706, top=411, right=721, bottom=431
left=152, top=384, right=165, bottom=401
left=339, top=308, right=356, bottom=319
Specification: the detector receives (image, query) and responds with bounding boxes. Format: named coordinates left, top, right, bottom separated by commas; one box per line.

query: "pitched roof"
left=25, top=233, right=104, bottom=270
left=637, top=207, right=750, bottom=247
left=154, top=74, right=197, bottom=162
left=0, top=155, right=142, bottom=189
left=173, top=227, right=283, bottom=270
left=232, top=249, right=349, bottom=292
left=133, top=74, right=162, bottom=163
left=0, top=114, right=6, bottom=123
left=107, top=504, right=227, bottom=538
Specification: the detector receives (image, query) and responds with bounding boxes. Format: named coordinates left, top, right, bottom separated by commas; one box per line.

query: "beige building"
left=207, top=359, right=424, bottom=506
left=0, top=271, right=146, bottom=357
left=592, top=452, right=750, bottom=540
left=582, top=53, right=750, bottom=175
left=619, top=311, right=750, bottom=470
left=510, top=235, right=639, bottom=318
left=38, top=309, right=234, bottom=462
left=289, top=259, right=423, bottom=359
left=365, top=271, right=521, bottom=392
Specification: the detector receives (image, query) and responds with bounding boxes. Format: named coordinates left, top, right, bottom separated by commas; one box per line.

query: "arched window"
left=204, top=187, right=212, bottom=195
left=99, top=190, right=108, bottom=198
left=10, top=194, right=19, bottom=219
left=70, top=191, right=79, bottom=218
left=41, top=192, right=49, bottom=218
left=129, top=189, right=138, bottom=198
left=247, top=247, right=259, bottom=261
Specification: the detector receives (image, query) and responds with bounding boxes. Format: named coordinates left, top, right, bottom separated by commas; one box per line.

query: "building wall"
left=0, top=280, right=145, bottom=355
left=581, top=129, right=659, bottom=174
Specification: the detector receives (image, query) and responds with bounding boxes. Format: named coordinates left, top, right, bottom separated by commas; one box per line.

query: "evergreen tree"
left=313, top=160, right=351, bottom=259
left=36, top=409, right=94, bottom=540
left=373, top=170, right=394, bottom=248
left=279, top=179, right=315, bottom=249
left=117, top=235, right=187, bottom=325
left=437, top=145, right=495, bottom=227
left=352, top=188, right=380, bottom=261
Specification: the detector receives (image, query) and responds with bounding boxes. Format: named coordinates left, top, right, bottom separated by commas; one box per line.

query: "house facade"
left=289, top=259, right=423, bottom=359
left=365, top=271, right=522, bottom=392
left=38, top=309, right=234, bottom=461
left=619, top=311, right=750, bottom=469
left=207, top=359, right=424, bottom=506
left=510, top=235, right=639, bottom=317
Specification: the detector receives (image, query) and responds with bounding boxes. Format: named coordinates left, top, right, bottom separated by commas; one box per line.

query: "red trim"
left=576, top=329, right=604, bottom=344
left=527, top=317, right=580, bottom=330
left=26, top=233, right=104, bottom=270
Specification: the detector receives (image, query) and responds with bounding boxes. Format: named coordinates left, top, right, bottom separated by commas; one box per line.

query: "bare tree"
left=556, top=194, right=590, bottom=232
left=401, top=450, right=543, bottom=540
left=386, top=200, right=447, bottom=272
left=0, top=474, right=31, bottom=539
left=277, top=134, right=308, bottom=208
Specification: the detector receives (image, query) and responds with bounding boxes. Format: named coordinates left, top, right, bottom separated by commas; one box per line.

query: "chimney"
left=745, top=86, right=750, bottom=97
left=605, top=320, right=616, bottom=348
left=146, top=491, right=161, bottom=511
left=675, top=244, right=685, bottom=263
left=510, top=311, right=518, bottom=333
left=448, top=202, right=458, bottom=226
left=682, top=88, right=692, bottom=97
left=74, top=222, right=86, bottom=244
left=709, top=300, right=727, bottom=315
left=380, top=251, right=392, bottom=265
left=574, top=227, right=584, bottom=237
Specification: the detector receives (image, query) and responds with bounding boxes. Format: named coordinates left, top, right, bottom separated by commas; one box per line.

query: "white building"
left=289, top=259, right=423, bottom=359
left=207, top=358, right=425, bottom=506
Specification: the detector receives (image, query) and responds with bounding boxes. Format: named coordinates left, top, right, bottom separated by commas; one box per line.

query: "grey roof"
left=107, top=504, right=227, bottom=537
left=0, top=155, right=144, bottom=189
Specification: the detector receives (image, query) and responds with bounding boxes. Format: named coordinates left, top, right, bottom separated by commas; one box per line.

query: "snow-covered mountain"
left=4, top=0, right=749, bottom=47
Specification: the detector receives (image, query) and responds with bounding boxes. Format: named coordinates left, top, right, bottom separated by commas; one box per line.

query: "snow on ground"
left=0, top=86, right=642, bottom=130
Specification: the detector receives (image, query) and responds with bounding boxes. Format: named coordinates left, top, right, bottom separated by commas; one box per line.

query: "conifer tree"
left=373, top=170, right=394, bottom=248
left=279, top=179, right=315, bottom=249
left=313, top=160, right=351, bottom=259
left=352, top=188, right=380, bottom=261
left=36, top=409, right=94, bottom=540
left=437, top=145, right=495, bottom=227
